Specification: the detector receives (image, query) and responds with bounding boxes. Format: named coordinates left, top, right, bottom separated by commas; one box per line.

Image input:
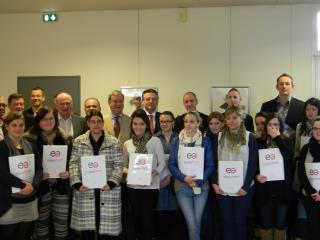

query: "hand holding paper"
left=19, top=181, right=34, bottom=195
left=59, top=171, right=69, bottom=179
left=256, top=174, right=267, bottom=183
left=101, top=184, right=110, bottom=191
left=79, top=185, right=89, bottom=192
left=236, top=188, right=247, bottom=196
left=212, top=184, right=224, bottom=195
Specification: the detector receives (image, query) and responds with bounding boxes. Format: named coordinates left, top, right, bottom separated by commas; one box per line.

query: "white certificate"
left=81, top=155, right=107, bottom=189
left=305, top=163, right=320, bottom=191
left=160, top=154, right=170, bottom=181
left=179, top=147, right=204, bottom=180
left=43, top=145, right=68, bottom=178
left=218, top=161, right=243, bottom=194
left=259, top=148, right=285, bottom=181
left=127, top=153, right=153, bottom=186
left=9, top=154, right=35, bottom=193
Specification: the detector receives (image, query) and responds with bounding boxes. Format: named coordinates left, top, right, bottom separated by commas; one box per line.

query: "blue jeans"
left=217, top=187, right=254, bottom=240
left=176, top=186, right=209, bottom=240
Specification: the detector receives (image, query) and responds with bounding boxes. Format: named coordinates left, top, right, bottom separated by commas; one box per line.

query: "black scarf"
left=309, top=136, right=320, bottom=163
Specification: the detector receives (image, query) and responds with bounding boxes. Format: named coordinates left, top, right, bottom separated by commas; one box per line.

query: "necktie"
left=114, top=116, right=121, bottom=138
left=149, top=114, right=154, bottom=135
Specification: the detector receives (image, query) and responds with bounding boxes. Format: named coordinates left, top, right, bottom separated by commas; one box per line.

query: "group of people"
left=0, top=72, right=319, bottom=240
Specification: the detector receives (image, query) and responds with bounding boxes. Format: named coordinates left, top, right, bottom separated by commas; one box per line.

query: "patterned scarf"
left=132, top=132, right=152, bottom=154
left=219, top=124, right=247, bottom=153
left=178, top=129, right=203, bottom=147
left=178, top=129, right=203, bottom=166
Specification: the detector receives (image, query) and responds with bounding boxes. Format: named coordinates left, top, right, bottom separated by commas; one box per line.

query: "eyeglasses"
left=0, top=103, right=7, bottom=108
left=160, top=120, right=173, bottom=125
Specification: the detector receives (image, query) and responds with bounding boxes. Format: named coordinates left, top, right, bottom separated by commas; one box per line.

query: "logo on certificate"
left=88, top=162, right=99, bottom=168
left=309, top=169, right=320, bottom=176
left=50, top=151, right=61, bottom=158
left=265, top=154, right=276, bottom=161
left=17, top=161, right=29, bottom=169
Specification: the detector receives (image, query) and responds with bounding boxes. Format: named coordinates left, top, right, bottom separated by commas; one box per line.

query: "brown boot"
left=274, top=229, right=286, bottom=240
left=260, top=229, right=273, bottom=240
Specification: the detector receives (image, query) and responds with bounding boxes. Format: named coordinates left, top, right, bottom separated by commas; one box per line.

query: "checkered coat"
left=69, top=131, right=123, bottom=235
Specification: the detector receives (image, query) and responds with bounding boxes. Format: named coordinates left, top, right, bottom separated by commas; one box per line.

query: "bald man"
left=54, top=92, right=87, bottom=138
left=84, top=98, right=101, bottom=116
left=174, top=92, right=208, bottom=133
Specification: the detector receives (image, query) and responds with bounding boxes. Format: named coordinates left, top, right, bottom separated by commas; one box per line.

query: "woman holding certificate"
left=293, top=98, right=320, bottom=190
left=26, top=107, right=72, bottom=240
left=154, top=111, right=178, bottom=239
left=168, top=111, right=214, bottom=240
left=123, top=109, right=165, bottom=240
left=0, top=112, right=42, bottom=240
left=255, top=113, right=293, bottom=240
left=298, top=117, right=320, bottom=240
left=211, top=106, right=258, bottom=240
left=69, top=110, right=123, bottom=240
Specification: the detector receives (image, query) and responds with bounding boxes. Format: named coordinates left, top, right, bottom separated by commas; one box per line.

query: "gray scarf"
left=4, top=136, right=34, bottom=156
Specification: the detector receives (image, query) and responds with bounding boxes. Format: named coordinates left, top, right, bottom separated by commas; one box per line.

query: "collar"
left=58, top=113, right=72, bottom=121
left=277, top=96, right=291, bottom=106
left=144, top=109, right=156, bottom=117
left=112, top=114, right=123, bottom=119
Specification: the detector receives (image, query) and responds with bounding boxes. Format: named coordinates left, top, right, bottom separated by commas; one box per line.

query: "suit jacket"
left=103, top=113, right=131, bottom=144
left=260, top=97, right=305, bottom=130
left=23, top=107, right=36, bottom=131
left=143, top=110, right=161, bottom=135
left=71, top=114, right=87, bottom=138
left=174, top=111, right=208, bottom=134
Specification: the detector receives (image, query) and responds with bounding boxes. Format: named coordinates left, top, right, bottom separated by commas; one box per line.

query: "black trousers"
left=301, top=194, right=320, bottom=240
left=127, top=188, right=159, bottom=240
left=0, top=221, right=34, bottom=240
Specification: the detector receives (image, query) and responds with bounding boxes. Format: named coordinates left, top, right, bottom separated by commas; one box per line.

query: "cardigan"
left=168, top=136, right=214, bottom=189
left=123, top=136, right=166, bottom=189
left=0, top=138, right=43, bottom=216
left=211, top=132, right=258, bottom=192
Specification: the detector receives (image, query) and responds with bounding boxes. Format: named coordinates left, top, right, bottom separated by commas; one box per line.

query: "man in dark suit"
left=142, top=89, right=161, bottom=135
left=260, top=73, right=304, bottom=135
left=174, top=92, right=208, bottom=134
left=23, top=87, right=46, bottom=131
left=54, top=92, right=87, bottom=139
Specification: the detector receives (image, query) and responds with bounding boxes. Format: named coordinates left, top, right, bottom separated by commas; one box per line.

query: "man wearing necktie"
left=103, top=90, right=131, bottom=145
left=142, top=89, right=161, bottom=135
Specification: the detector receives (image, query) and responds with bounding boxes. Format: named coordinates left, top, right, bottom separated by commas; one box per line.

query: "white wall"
left=0, top=4, right=316, bottom=116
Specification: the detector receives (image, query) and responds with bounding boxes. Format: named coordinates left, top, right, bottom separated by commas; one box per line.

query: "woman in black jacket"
left=26, top=107, right=72, bottom=240
left=298, top=117, right=320, bottom=240
left=0, top=112, right=42, bottom=240
left=255, top=113, right=293, bottom=240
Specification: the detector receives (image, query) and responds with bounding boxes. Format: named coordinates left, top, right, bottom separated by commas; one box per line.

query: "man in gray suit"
left=103, top=90, right=131, bottom=146
left=54, top=92, right=87, bottom=138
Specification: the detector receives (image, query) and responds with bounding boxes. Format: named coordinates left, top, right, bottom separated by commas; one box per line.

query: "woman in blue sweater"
left=168, top=111, right=214, bottom=240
